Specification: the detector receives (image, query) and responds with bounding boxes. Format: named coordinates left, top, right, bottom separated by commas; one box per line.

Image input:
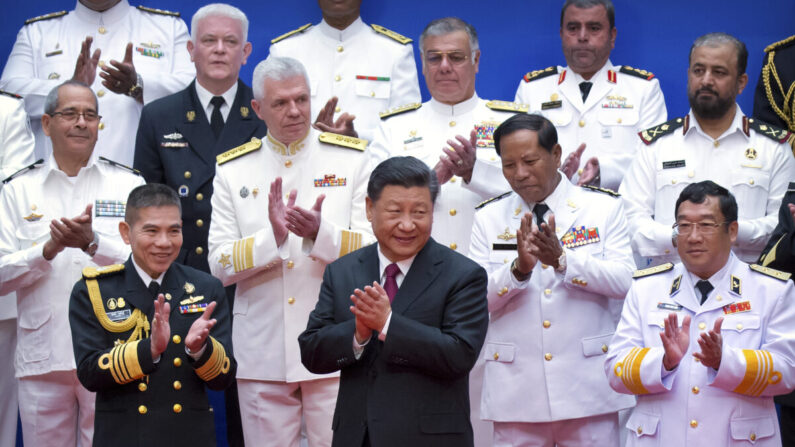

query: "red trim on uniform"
left=607, top=70, right=617, bottom=84
left=683, top=115, right=690, bottom=134
left=558, top=70, right=566, bottom=85
left=742, top=116, right=750, bottom=137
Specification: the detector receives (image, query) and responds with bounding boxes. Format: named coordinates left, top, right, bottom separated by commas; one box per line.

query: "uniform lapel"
left=671, top=270, right=701, bottom=314
left=560, top=68, right=585, bottom=113
left=357, top=244, right=381, bottom=292
left=176, top=81, right=217, bottom=168
left=161, top=265, right=188, bottom=313
left=582, top=68, right=613, bottom=113
left=550, top=180, right=580, bottom=243
left=123, top=258, right=155, bottom=316
left=391, top=240, right=443, bottom=314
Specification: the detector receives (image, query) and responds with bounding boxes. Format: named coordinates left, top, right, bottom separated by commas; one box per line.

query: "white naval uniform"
left=268, top=17, right=421, bottom=142
left=369, top=94, right=520, bottom=256
left=470, top=177, right=636, bottom=444
left=0, top=0, right=195, bottom=165
left=619, top=107, right=795, bottom=267
left=605, top=255, right=795, bottom=446
left=208, top=129, right=373, bottom=447
left=515, top=62, right=667, bottom=191
left=0, top=92, right=35, bottom=447
left=0, top=152, right=144, bottom=446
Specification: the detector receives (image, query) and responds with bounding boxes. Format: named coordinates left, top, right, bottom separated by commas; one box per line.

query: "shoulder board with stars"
left=619, top=65, right=655, bottom=81
left=765, top=35, right=795, bottom=53
left=475, top=191, right=512, bottom=210
left=749, top=264, right=792, bottom=281
left=217, top=137, right=262, bottom=165
left=83, top=264, right=125, bottom=279
left=371, top=24, right=412, bottom=45
left=0, top=90, right=22, bottom=100
left=2, top=159, right=43, bottom=184
left=271, top=23, right=312, bottom=44
left=319, top=132, right=368, bottom=151
left=581, top=185, right=620, bottom=197
left=137, top=5, right=180, bottom=17
left=633, top=262, right=674, bottom=279
left=379, top=102, right=421, bottom=120
left=99, top=156, right=141, bottom=176
left=25, top=10, right=67, bottom=25
left=746, top=117, right=792, bottom=144
left=522, top=66, right=558, bottom=83
left=486, top=100, right=529, bottom=113
left=638, top=116, right=686, bottom=145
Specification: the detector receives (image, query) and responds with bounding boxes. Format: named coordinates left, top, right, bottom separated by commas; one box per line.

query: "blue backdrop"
left=1, top=0, right=794, bottom=121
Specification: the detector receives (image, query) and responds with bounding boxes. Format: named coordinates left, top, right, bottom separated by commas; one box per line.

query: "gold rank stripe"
left=339, top=230, right=363, bottom=257
left=233, top=237, right=254, bottom=273
left=486, top=100, right=529, bottom=113
left=106, top=340, right=144, bottom=384
left=734, top=349, right=781, bottom=396
left=195, top=337, right=230, bottom=381
left=616, top=347, right=650, bottom=395
left=319, top=132, right=368, bottom=151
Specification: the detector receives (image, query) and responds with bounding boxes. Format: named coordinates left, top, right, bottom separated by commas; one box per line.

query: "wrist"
left=511, top=258, right=531, bottom=281
left=82, top=231, right=99, bottom=257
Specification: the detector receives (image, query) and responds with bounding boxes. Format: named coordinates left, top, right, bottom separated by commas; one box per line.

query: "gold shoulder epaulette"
left=319, top=132, right=368, bottom=152
left=271, top=23, right=312, bottom=44
left=379, top=102, right=421, bottom=120
left=582, top=185, right=620, bottom=197
left=523, top=66, right=558, bottom=83
left=747, top=118, right=792, bottom=144
left=99, top=156, right=141, bottom=176
left=486, top=100, right=529, bottom=113
left=137, top=5, right=180, bottom=17
left=2, top=159, right=43, bottom=184
left=0, top=90, right=22, bottom=100
left=476, top=191, right=512, bottom=210
left=619, top=65, right=655, bottom=81
left=217, top=137, right=262, bottom=165
left=749, top=264, right=792, bottom=281
left=370, top=24, right=412, bottom=45
left=639, top=117, right=685, bottom=145
left=764, top=35, right=795, bottom=53
left=633, top=263, right=674, bottom=279
left=25, top=10, right=67, bottom=25
left=83, top=264, right=125, bottom=279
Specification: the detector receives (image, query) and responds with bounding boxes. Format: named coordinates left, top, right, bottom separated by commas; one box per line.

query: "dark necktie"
left=533, top=203, right=550, bottom=228
left=210, top=96, right=225, bottom=139
left=579, top=81, right=593, bottom=102
left=384, top=263, right=400, bottom=303
left=148, top=281, right=160, bottom=299
left=695, top=280, right=713, bottom=305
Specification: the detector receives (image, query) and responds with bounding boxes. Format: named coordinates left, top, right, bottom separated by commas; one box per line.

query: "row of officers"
left=0, top=0, right=794, bottom=446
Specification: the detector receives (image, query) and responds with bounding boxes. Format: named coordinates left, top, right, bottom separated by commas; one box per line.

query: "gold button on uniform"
left=449, top=209, right=457, bottom=216
left=288, top=297, right=295, bottom=305
left=578, top=120, right=585, bottom=127
left=736, top=323, right=743, bottom=330
left=493, top=352, right=499, bottom=360
left=335, top=75, right=341, bottom=82
left=173, top=358, right=182, bottom=367
left=716, top=295, right=722, bottom=301
left=196, top=193, right=204, bottom=201
left=713, top=141, right=720, bottom=148
left=749, top=179, right=754, bottom=185
left=692, top=386, right=699, bottom=394
left=287, top=261, right=295, bottom=269
left=542, top=320, right=551, bottom=328
left=601, top=344, right=609, bottom=353
left=636, top=427, right=642, bottom=435
left=184, top=171, right=192, bottom=179
left=196, top=219, right=204, bottom=227
left=750, top=433, right=757, bottom=441
left=195, top=247, right=203, bottom=255
left=97, top=90, right=105, bottom=97
left=98, top=122, right=105, bottom=130
left=497, top=287, right=508, bottom=297
left=688, top=170, right=695, bottom=178
left=99, top=26, right=107, bottom=34
left=138, top=383, right=147, bottom=392
left=449, top=121, right=456, bottom=127
left=690, top=419, right=698, bottom=428
left=285, top=160, right=292, bottom=168
left=336, top=45, right=343, bottom=52
left=450, top=177, right=457, bottom=183
left=577, top=168, right=583, bottom=176
left=173, top=380, right=182, bottom=390
left=449, top=243, right=457, bottom=250
left=334, top=106, right=340, bottom=113
left=138, top=405, right=147, bottom=414
left=698, top=322, right=706, bottom=330
left=541, top=264, right=549, bottom=269
left=172, top=335, right=181, bottom=344
left=617, top=118, right=622, bottom=124
left=370, top=91, right=375, bottom=97
left=544, top=289, right=552, bottom=295
left=671, top=179, right=677, bottom=184
left=173, top=404, right=182, bottom=414
left=544, top=353, right=553, bottom=361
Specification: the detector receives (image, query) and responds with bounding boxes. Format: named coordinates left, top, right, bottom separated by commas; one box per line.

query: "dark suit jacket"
left=133, top=80, right=267, bottom=272
left=298, top=238, right=489, bottom=447
left=753, top=37, right=795, bottom=133
left=69, top=258, right=236, bottom=447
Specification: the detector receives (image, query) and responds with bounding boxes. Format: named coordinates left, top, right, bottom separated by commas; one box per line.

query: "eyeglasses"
left=672, top=220, right=726, bottom=235
left=423, top=50, right=472, bottom=66
left=50, top=110, right=102, bottom=123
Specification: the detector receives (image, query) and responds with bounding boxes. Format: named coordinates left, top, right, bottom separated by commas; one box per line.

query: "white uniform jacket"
left=369, top=94, right=521, bottom=255
left=0, top=93, right=35, bottom=182
left=0, top=0, right=195, bottom=164
left=471, top=177, right=636, bottom=422
left=515, top=61, right=667, bottom=191
left=208, top=129, right=374, bottom=383
left=268, top=17, right=420, bottom=142
left=606, top=255, right=795, bottom=446
left=0, top=153, right=144, bottom=377
left=619, top=108, right=795, bottom=266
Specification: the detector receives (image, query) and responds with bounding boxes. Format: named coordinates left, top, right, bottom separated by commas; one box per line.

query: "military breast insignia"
left=657, top=302, right=683, bottom=311
left=723, top=301, right=752, bottom=315
left=669, top=275, right=682, bottom=296
left=48, top=72, right=60, bottom=80
left=45, top=49, right=62, bottom=57
left=240, top=106, right=249, bottom=118
left=163, top=132, right=183, bottom=140
left=161, top=141, right=188, bottom=148
left=474, top=121, right=498, bottom=148
left=95, top=200, right=126, bottom=217
left=180, top=295, right=205, bottom=306
left=314, top=174, right=347, bottom=187
left=179, top=303, right=208, bottom=314
left=186, top=111, right=196, bottom=122
left=136, top=46, right=163, bottom=59
left=107, top=298, right=118, bottom=310
left=745, top=148, right=757, bottom=160
left=240, top=186, right=249, bottom=198
left=184, top=282, right=196, bottom=294
left=218, top=253, right=232, bottom=269
left=178, top=185, right=189, bottom=197
left=107, top=309, right=132, bottom=322
left=601, top=95, right=633, bottom=109
left=356, top=75, right=391, bottom=81
left=541, top=100, right=562, bottom=110
left=560, top=226, right=600, bottom=249
left=23, top=212, right=43, bottom=222
left=497, top=227, right=516, bottom=241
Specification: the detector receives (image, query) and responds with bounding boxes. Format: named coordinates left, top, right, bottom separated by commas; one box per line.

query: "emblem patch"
left=474, top=121, right=498, bottom=148
left=314, top=175, right=346, bottom=187
left=184, top=282, right=195, bottom=294
left=23, top=212, right=43, bottom=222
left=723, top=301, right=751, bottom=315
left=601, top=95, right=633, bottom=109
left=107, top=309, right=132, bottom=322
left=560, top=226, right=600, bottom=248
left=178, top=185, right=189, bottom=197
left=136, top=46, right=164, bottom=58
left=163, top=132, right=183, bottom=140
left=179, top=303, right=208, bottom=314
left=95, top=200, right=125, bottom=217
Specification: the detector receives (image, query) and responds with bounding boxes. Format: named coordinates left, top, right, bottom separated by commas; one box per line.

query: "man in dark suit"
left=133, top=6, right=264, bottom=444
left=299, top=156, right=489, bottom=447
left=69, top=183, right=236, bottom=447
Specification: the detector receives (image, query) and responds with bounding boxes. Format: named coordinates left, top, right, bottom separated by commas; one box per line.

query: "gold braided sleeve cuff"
left=232, top=237, right=254, bottom=273
left=194, top=336, right=231, bottom=382
left=339, top=230, right=364, bottom=257
left=733, top=349, right=782, bottom=396
left=97, top=340, right=145, bottom=385
left=613, top=347, right=651, bottom=395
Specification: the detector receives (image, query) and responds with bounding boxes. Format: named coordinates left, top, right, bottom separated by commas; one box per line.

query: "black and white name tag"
left=657, top=302, right=683, bottom=311
left=541, top=100, right=562, bottom=110
left=662, top=160, right=686, bottom=169
left=107, top=309, right=132, bottom=322
left=493, top=243, right=518, bottom=251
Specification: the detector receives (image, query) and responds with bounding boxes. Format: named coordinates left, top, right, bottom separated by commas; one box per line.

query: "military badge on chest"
left=95, top=200, right=126, bottom=218
left=402, top=130, right=423, bottom=150
left=136, top=42, right=164, bottom=59
left=314, top=174, right=346, bottom=187
left=474, top=121, right=499, bottom=148
left=560, top=226, right=600, bottom=248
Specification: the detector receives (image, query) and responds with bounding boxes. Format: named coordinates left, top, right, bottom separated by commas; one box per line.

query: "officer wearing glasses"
left=607, top=180, right=795, bottom=446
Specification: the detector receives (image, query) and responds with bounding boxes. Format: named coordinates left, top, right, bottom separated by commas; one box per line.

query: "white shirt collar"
left=194, top=81, right=238, bottom=123
left=45, top=149, right=100, bottom=179
left=686, top=104, right=747, bottom=141
left=376, top=245, right=416, bottom=287
left=570, top=59, right=613, bottom=83
left=686, top=251, right=736, bottom=295
left=428, top=93, right=480, bottom=116
left=131, top=255, right=164, bottom=286
left=318, top=16, right=366, bottom=42
left=74, top=0, right=130, bottom=26
left=521, top=171, right=567, bottom=217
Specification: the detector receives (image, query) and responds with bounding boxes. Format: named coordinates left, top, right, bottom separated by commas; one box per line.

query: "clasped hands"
left=150, top=293, right=218, bottom=359
left=660, top=313, right=723, bottom=371
left=349, top=282, right=391, bottom=344
left=73, top=37, right=140, bottom=101
left=434, top=129, right=478, bottom=184
left=514, top=212, right=563, bottom=276
left=43, top=204, right=95, bottom=260
left=268, top=177, right=325, bottom=245
left=560, top=143, right=600, bottom=186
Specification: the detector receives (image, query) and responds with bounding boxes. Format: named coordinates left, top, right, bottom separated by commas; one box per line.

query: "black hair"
left=367, top=156, right=439, bottom=203
left=125, top=183, right=182, bottom=225
left=493, top=113, right=558, bottom=156
left=675, top=180, right=738, bottom=224
left=689, top=32, right=748, bottom=75
left=561, top=0, right=615, bottom=29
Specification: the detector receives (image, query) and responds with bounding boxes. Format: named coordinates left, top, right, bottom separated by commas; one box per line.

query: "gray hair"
left=689, top=32, right=748, bottom=75
left=251, top=56, right=309, bottom=100
left=419, top=17, right=479, bottom=54
left=191, top=3, right=249, bottom=43
left=560, top=0, right=615, bottom=29
left=125, top=183, right=182, bottom=225
left=44, top=80, right=97, bottom=115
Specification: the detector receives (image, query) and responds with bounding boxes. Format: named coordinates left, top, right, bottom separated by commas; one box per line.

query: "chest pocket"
left=646, top=310, right=683, bottom=330
left=729, top=170, right=771, bottom=219
left=654, top=168, right=691, bottom=223
left=489, top=248, right=515, bottom=267
left=15, top=222, right=49, bottom=249
left=354, top=77, right=391, bottom=100
left=721, top=314, right=761, bottom=333
left=597, top=107, right=639, bottom=128
left=541, top=108, right=572, bottom=128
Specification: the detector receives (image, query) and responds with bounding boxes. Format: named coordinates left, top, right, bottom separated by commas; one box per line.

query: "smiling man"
left=620, top=32, right=795, bottom=268
left=69, top=183, right=236, bottom=447
left=470, top=113, right=635, bottom=446
left=299, top=156, right=489, bottom=447
left=606, top=181, right=795, bottom=446
left=0, top=80, right=144, bottom=446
